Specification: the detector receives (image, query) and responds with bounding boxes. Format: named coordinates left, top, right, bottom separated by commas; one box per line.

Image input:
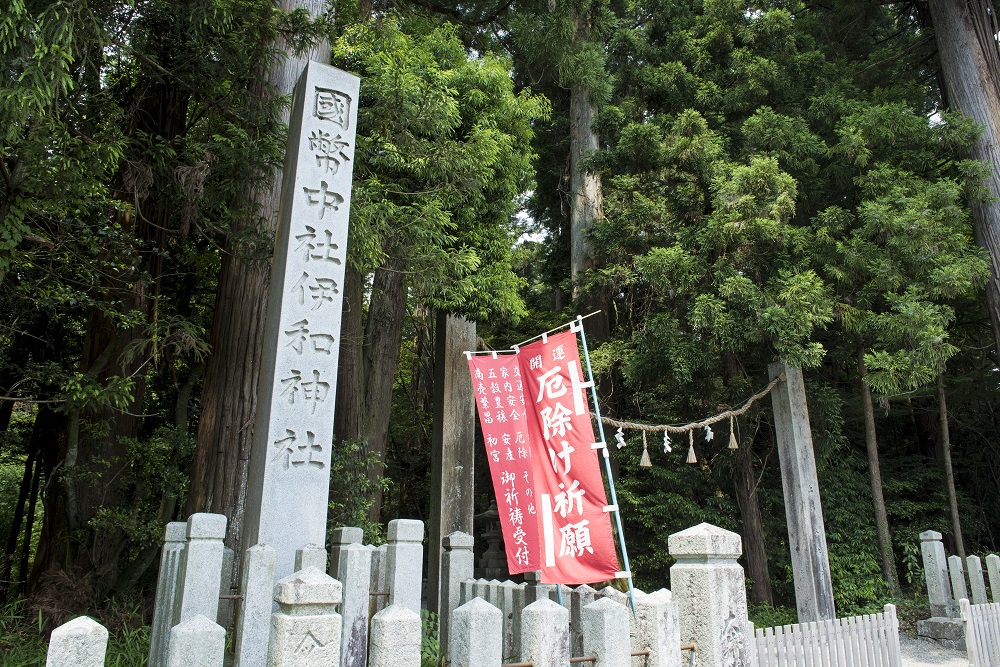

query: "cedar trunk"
left=937, top=372, right=966, bottom=558
left=858, top=349, right=900, bottom=595
left=927, top=0, right=1000, bottom=357
left=733, top=440, right=774, bottom=605
left=362, top=261, right=408, bottom=523
left=185, top=1, right=331, bottom=564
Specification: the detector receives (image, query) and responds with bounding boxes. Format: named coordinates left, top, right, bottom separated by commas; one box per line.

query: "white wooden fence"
left=962, top=598, right=1000, bottom=666
left=754, top=604, right=902, bottom=667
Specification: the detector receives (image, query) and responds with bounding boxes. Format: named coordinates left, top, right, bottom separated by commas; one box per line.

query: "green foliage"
left=420, top=609, right=441, bottom=667
left=88, top=427, right=196, bottom=549
left=748, top=602, right=798, bottom=629
left=335, top=16, right=548, bottom=322
left=0, top=599, right=149, bottom=666
left=328, top=439, right=388, bottom=545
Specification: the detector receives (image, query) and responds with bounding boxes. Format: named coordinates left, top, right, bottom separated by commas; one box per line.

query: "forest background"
left=2, top=0, right=1000, bottom=658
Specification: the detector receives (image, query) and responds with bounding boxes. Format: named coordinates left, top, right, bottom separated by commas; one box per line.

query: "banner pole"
left=573, top=314, right=637, bottom=616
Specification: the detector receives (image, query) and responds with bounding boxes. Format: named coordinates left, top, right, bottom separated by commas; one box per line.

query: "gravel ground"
left=900, top=634, right=968, bottom=667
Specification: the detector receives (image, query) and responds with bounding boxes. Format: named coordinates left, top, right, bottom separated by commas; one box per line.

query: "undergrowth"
left=0, top=598, right=149, bottom=667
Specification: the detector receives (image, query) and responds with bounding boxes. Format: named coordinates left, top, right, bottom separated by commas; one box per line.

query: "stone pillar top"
left=444, top=531, right=474, bottom=549
left=186, top=513, right=227, bottom=540
left=164, top=522, right=187, bottom=542
left=667, top=523, right=742, bottom=559
left=524, top=597, right=567, bottom=614
left=332, top=527, right=364, bottom=545
left=273, top=567, right=342, bottom=607
left=389, top=519, right=424, bottom=542
left=52, top=615, right=108, bottom=638
left=920, top=530, right=943, bottom=541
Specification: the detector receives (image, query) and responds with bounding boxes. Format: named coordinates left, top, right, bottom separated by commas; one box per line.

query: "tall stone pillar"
left=427, top=313, right=477, bottom=614
left=769, top=362, right=836, bottom=622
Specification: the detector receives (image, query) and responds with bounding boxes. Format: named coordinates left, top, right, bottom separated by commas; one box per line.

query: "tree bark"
left=928, top=0, right=1000, bottom=356
left=569, top=83, right=603, bottom=294
left=937, top=372, right=966, bottom=559
left=858, top=349, right=900, bottom=595
left=17, top=454, right=42, bottom=594
left=185, top=0, right=331, bottom=566
left=733, top=439, right=774, bottom=605
left=334, top=263, right=367, bottom=445
left=362, top=261, right=408, bottom=523
left=0, top=450, right=34, bottom=597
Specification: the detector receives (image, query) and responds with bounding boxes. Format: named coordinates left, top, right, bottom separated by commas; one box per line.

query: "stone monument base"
left=916, top=617, right=965, bottom=650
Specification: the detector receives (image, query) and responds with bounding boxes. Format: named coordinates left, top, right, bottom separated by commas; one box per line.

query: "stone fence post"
left=986, top=554, right=1000, bottom=603
left=968, top=555, right=989, bottom=605
left=521, top=599, right=570, bottom=667
left=174, top=513, right=227, bottom=624
left=370, top=604, right=422, bottom=667
left=569, top=584, right=596, bottom=657
left=582, top=597, right=630, bottom=667
left=234, top=543, right=277, bottom=667
left=450, top=597, right=503, bottom=667
left=668, top=523, right=752, bottom=667
left=330, top=527, right=372, bottom=667
left=386, top=519, right=424, bottom=615
left=267, top=567, right=343, bottom=666
left=46, top=616, right=108, bottom=667
left=168, top=615, right=225, bottom=667
left=149, top=522, right=186, bottom=667
left=295, top=544, right=327, bottom=572
left=949, top=555, right=969, bottom=603
left=440, top=531, right=474, bottom=656
left=635, top=588, right=681, bottom=667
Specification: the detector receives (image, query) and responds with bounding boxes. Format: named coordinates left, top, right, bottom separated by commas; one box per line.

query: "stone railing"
left=43, top=521, right=755, bottom=667
left=917, top=529, right=1000, bottom=649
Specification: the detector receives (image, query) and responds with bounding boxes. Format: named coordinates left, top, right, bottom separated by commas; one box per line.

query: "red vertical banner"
left=468, top=354, right=540, bottom=574
left=517, top=330, right=620, bottom=584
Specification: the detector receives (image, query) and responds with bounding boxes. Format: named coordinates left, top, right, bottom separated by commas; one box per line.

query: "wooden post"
left=769, top=362, right=836, bottom=622
left=427, top=313, right=477, bottom=615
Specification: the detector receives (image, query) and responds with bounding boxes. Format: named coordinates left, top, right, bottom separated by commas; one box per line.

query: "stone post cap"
left=444, top=531, right=474, bottom=549
left=948, top=555, right=964, bottom=567
left=523, top=570, right=542, bottom=582
left=969, top=555, right=982, bottom=565
left=583, top=596, right=625, bottom=613
left=388, top=519, right=424, bottom=542
left=987, top=554, right=1000, bottom=564
left=172, top=614, right=225, bottom=637
left=332, top=527, right=364, bottom=545
left=920, top=530, right=943, bottom=541
left=456, top=596, right=503, bottom=618
left=163, top=522, right=187, bottom=543
left=273, top=566, right=343, bottom=606
left=373, top=602, right=421, bottom=623
left=524, top=598, right=569, bottom=618
left=637, top=588, right=673, bottom=606
left=186, top=513, right=227, bottom=539
left=246, top=543, right=277, bottom=557
left=51, top=615, right=108, bottom=640
left=668, top=522, right=742, bottom=559
left=597, top=587, right=628, bottom=605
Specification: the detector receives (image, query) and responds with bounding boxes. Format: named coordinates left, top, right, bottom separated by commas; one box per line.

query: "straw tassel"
left=639, top=431, right=652, bottom=468
left=686, top=431, right=697, bottom=464
left=729, top=416, right=739, bottom=450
